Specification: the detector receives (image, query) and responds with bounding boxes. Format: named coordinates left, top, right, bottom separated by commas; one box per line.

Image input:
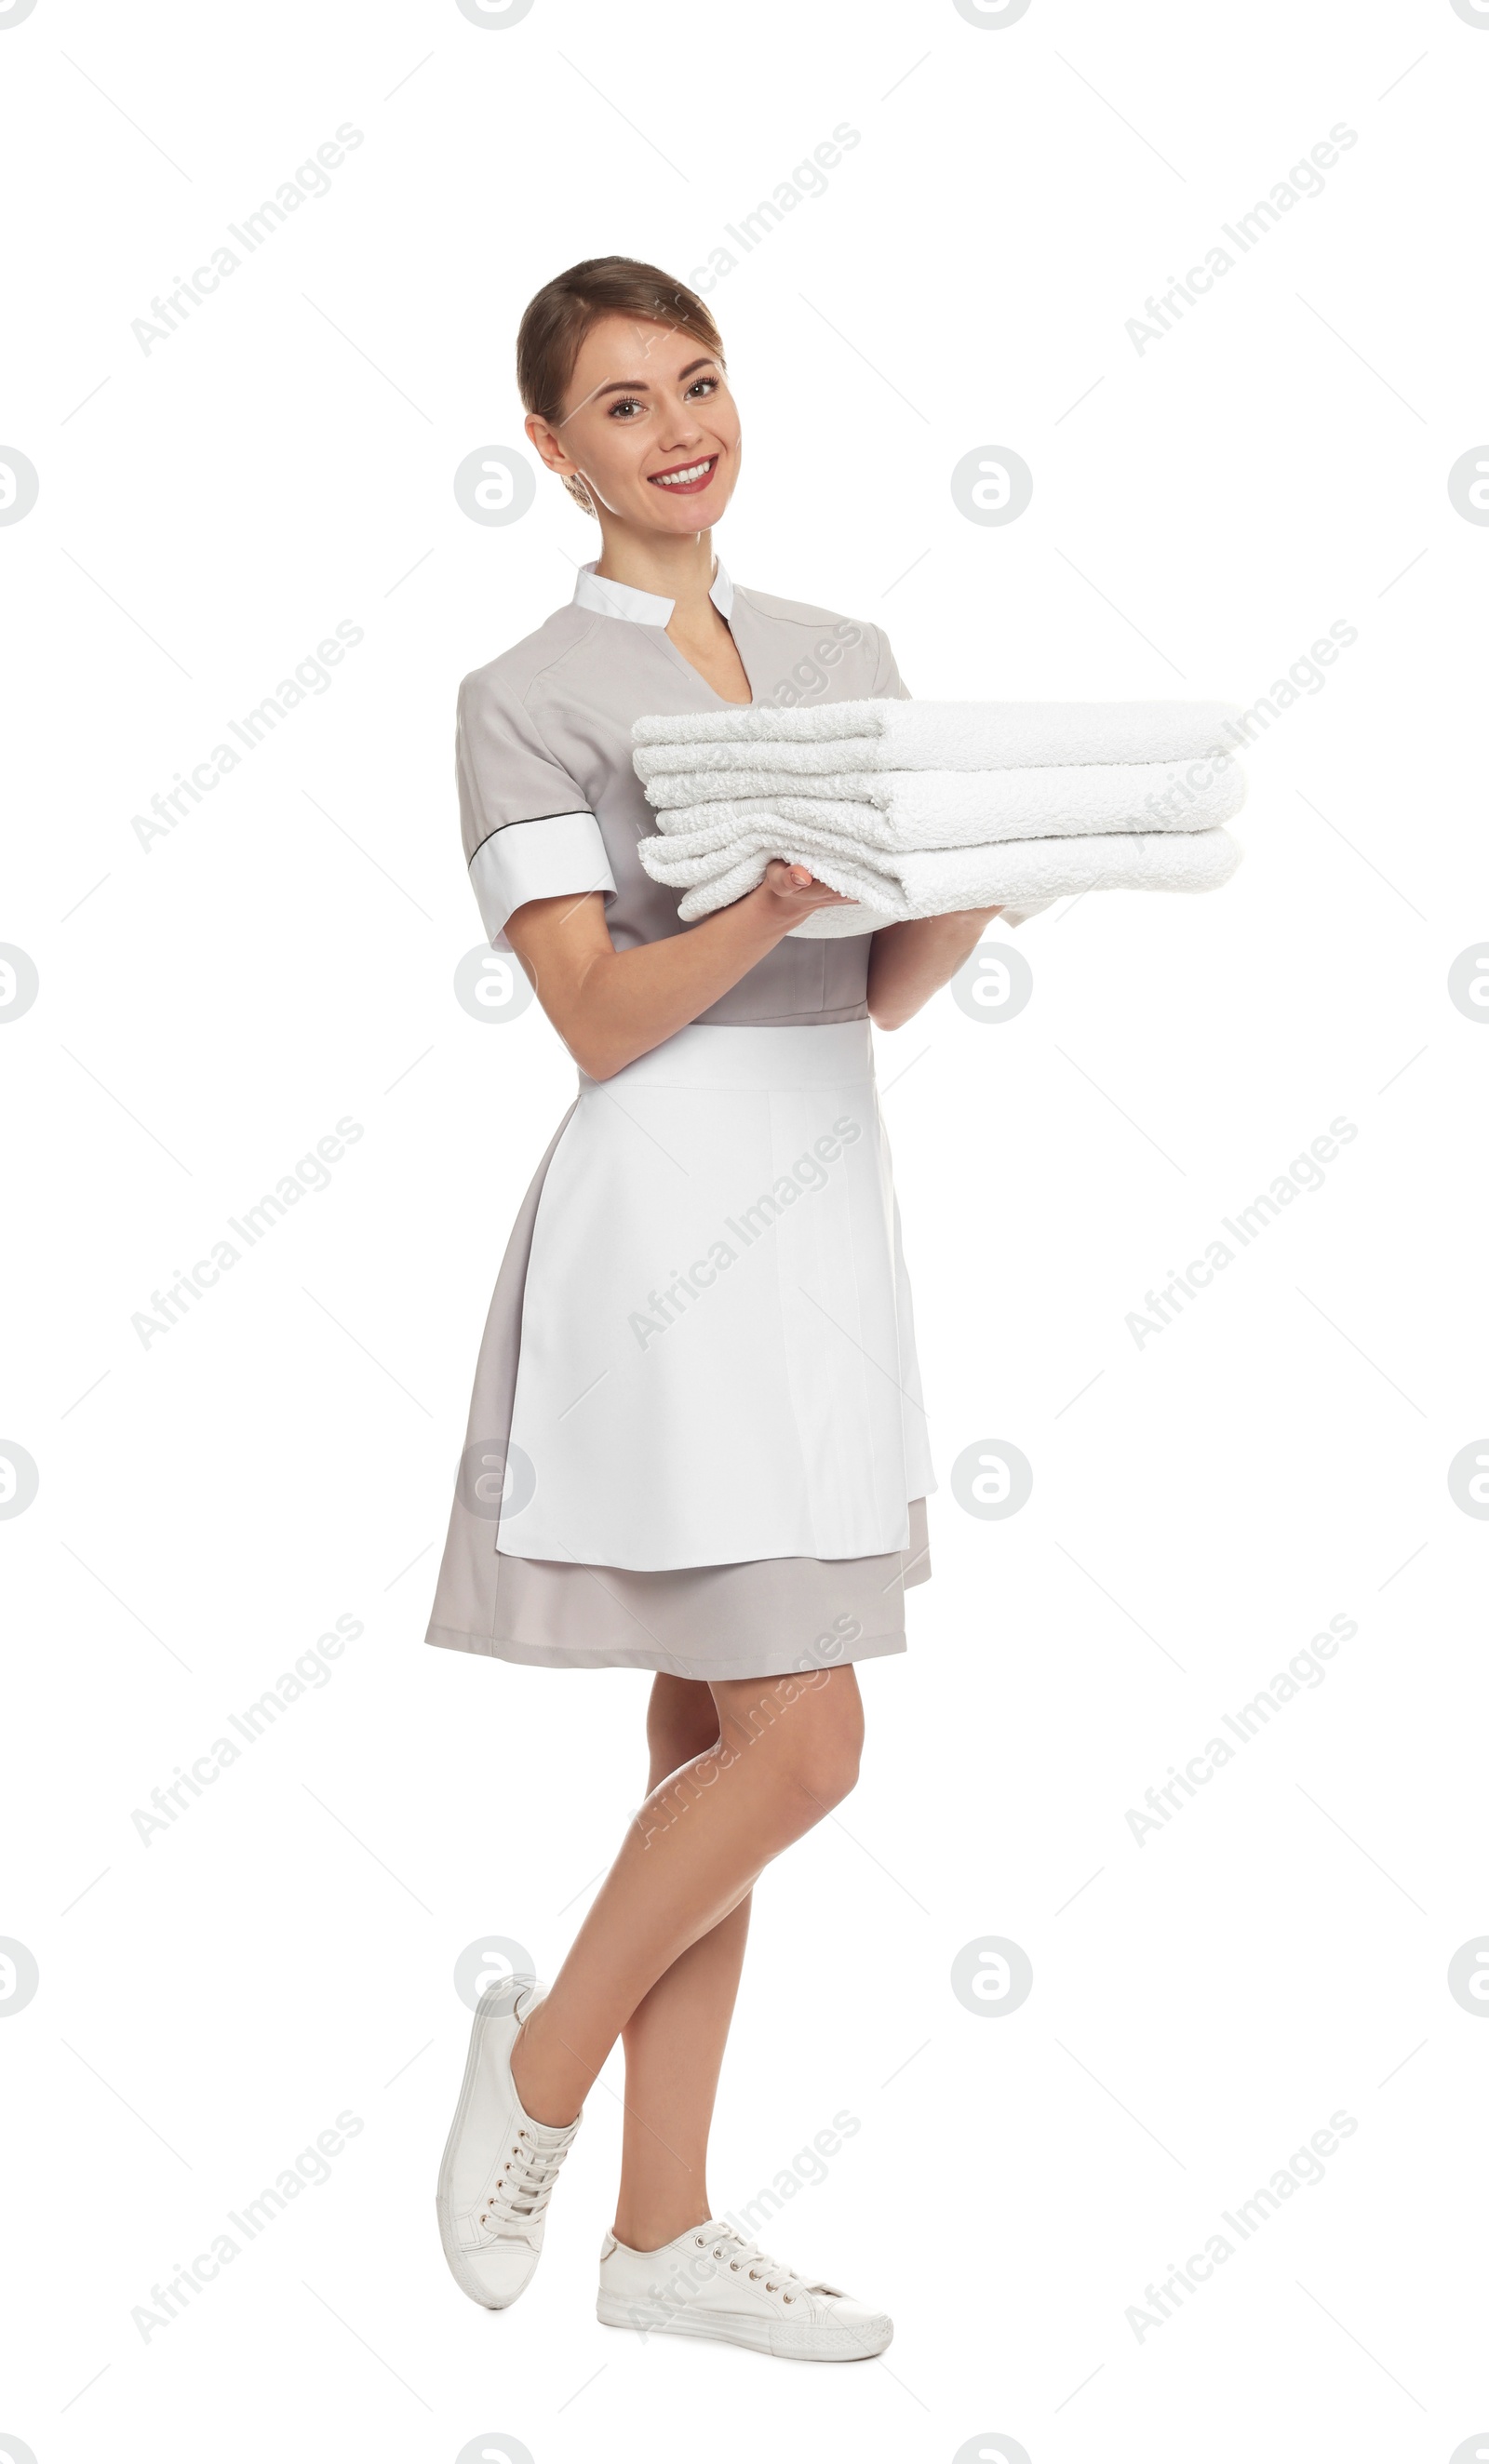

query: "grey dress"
left=423, top=557, right=931, bottom=1682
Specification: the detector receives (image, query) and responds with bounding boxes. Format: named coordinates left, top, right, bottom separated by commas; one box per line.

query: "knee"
left=760, top=1677, right=864, bottom=1820
left=792, top=1727, right=861, bottom=1815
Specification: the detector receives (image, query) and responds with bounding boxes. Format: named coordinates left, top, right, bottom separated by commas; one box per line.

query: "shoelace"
left=690, top=2227, right=819, bottom=2308
left=480, top=2120, right=577, bottom=2234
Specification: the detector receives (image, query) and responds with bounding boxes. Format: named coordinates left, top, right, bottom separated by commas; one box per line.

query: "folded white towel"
left=645, top=757, right=1246, bottom=846
left=633, top=698, right=1243, bottom=778
left=639, top=824, right=1242, bottom=938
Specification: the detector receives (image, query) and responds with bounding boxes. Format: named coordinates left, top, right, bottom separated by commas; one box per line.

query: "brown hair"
left=516, top=257, right=725, bottom=516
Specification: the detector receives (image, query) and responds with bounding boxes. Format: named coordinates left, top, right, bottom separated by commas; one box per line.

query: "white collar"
left=571, top=556, right=734, bottom=626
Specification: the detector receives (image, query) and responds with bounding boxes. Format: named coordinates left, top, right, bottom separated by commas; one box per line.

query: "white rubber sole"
left=435, top=1998, right=529, bottom=2310
left=597, top=2294, right=892, bottom=2361
left=436, top=2197, right=505, bottom=2309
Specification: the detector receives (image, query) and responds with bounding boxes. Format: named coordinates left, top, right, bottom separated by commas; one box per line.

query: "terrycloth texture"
left=645, top=759, right=1242, bottom=824
left=639, top=825, right=1243, bottom=938
left=632, top=700, right=1246, bottom=939
left=644, top=757, right=1246, bottom=844
left=632, top=698, right=1244, bottom=778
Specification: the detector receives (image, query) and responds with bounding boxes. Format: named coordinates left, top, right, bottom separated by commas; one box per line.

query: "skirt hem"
left=423, top=1621, right=911, bottom=1681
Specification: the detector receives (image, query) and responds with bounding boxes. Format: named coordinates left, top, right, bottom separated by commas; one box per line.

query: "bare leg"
left=510, top=1662, right=864, bottom=2141
left=610, top=1677, right=751, bottom=2251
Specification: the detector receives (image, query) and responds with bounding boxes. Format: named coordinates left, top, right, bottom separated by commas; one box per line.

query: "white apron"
left=497, top=1019, right=934, bottom=1571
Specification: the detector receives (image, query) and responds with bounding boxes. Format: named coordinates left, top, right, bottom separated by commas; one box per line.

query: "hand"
left=752, top=859, right=859, bottom=927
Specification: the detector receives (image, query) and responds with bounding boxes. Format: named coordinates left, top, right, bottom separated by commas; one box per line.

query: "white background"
left=3, top=1, right=1487, bottom=2458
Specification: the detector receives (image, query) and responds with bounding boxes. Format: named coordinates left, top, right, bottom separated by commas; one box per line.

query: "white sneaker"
left=597, top=2216, right=892, bottom=2361
left=436, top=1978, right=581, bottom=2309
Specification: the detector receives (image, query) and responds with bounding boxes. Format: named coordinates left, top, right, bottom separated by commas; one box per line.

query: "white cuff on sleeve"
left=469, top=812, right=618, bottom=949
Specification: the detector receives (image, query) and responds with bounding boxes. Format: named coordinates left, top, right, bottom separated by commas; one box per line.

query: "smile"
left=648, top=456, right=718, bottom=493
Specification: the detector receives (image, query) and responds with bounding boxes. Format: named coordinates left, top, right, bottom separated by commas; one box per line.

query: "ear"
left=523, top=407, right=571, bottom=481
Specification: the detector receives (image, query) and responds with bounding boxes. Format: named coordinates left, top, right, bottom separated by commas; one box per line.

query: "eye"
left=687, top=375, right=720, bottom=400
left=608, top=395, right=648, bottom=419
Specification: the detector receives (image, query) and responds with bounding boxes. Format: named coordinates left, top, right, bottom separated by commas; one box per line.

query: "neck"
left=591, top=520, right=718, bottom=620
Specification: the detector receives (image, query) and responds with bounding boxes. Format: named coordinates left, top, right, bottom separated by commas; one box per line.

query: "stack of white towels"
left=633, top=699, right=1247, bottom=938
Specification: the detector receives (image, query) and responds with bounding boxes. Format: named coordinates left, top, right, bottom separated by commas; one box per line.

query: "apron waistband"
left=580, top=1017, right=875, bottom=1095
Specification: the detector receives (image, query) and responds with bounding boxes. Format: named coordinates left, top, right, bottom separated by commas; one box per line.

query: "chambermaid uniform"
left=424, top=558, right=936, bottom=1681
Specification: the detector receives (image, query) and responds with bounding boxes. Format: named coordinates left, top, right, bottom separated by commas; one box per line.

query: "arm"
left=866, top=908, right=1004, bottom=1030
left=505, top=864, right=854, bottom=1079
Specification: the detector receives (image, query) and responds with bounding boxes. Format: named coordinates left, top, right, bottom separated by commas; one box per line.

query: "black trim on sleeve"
left=467, top=810, right=597, bottom=866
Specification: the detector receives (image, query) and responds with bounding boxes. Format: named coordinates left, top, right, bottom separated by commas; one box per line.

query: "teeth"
left=652, top=460, right=713, bottom=486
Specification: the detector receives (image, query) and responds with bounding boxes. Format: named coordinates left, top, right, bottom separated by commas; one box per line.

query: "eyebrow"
left=591, top=356, right=718, bottom=399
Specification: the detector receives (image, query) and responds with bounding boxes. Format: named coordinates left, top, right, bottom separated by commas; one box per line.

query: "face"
left=527, top=314, right=741, bottom=531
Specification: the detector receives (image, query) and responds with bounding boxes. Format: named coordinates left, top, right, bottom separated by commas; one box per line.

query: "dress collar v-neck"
left=571, top=556, right=734, bottom=627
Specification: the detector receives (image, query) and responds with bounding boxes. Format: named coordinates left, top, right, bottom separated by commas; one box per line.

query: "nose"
left=656, top=403, right=706, bottom=453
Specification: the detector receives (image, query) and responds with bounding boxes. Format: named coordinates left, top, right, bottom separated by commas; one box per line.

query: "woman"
left=428, top=257, right=1000, bottom=2361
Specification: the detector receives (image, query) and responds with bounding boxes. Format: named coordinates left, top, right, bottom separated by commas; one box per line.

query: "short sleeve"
left=457, top=671, right=618, bottom=950
left=868, top=623, right=912, bottom=703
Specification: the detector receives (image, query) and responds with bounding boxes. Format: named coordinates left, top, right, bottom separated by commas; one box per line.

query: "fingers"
left=762, top=860, right=858, bottom=907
